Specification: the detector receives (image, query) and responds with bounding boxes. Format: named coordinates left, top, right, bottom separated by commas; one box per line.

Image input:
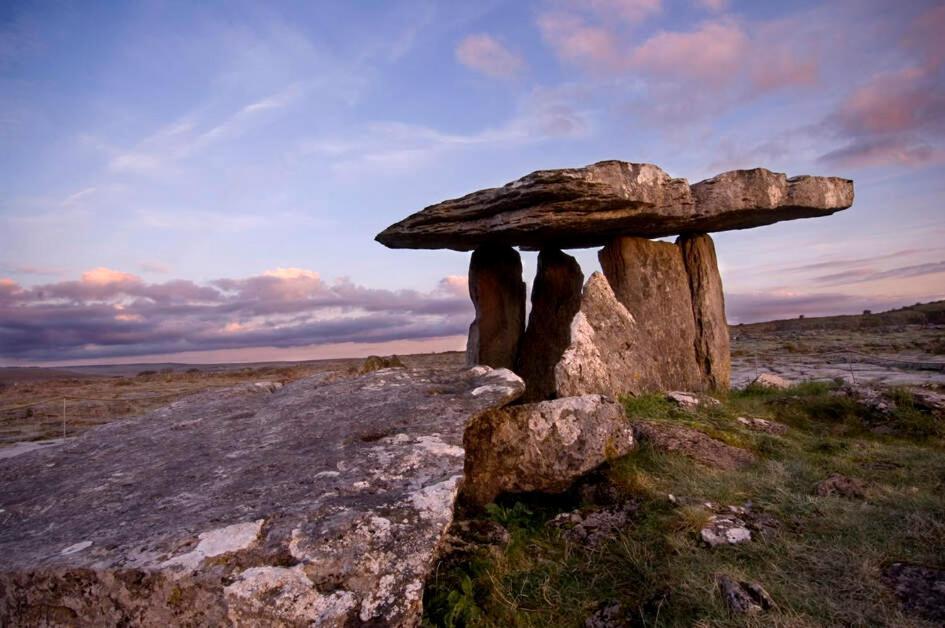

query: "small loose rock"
left=749, top=373, right=790, bottom=390
left=736, top=416, right=788, bottom=435
left=815, top=474, right=867, bottom=499
left=701, top=514, right=752, bottom=547
left=717, top=574, right=775, bottom=614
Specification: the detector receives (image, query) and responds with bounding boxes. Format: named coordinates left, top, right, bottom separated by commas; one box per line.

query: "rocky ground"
left=731, top=324, right=945, bottom=388
left=0, top=352, right=464, bottom=447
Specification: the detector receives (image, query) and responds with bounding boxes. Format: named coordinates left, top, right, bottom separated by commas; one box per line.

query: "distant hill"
left=733, top=300, right=945, bottom=333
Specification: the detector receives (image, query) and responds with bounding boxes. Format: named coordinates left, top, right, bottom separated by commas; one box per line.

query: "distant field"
left=0, top=352, right=464, bottom=446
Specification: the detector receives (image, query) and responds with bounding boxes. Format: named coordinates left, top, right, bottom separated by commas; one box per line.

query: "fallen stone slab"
left=375, top=161, right=853, bottom=251
left=632, top=421, right=756, bottom=470
left=0, top=367, right=524, bottom=626
left=463, top=395, right=635, bottom=507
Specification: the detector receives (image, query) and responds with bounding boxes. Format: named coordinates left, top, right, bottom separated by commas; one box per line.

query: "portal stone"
left=599, top=236, right=703, bottom=391
left=678, top=233, right=730, bottom=390
left=466, top=244, right=526, bottom=369
left=516, top=248, right=583, bottom=401
left=554, top=272, right=653, bottom=398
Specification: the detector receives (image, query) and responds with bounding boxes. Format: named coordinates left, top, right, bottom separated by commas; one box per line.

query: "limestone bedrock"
left=0, top=367, right=524, bottom=626
left=375, top=160, right=853, bottom=251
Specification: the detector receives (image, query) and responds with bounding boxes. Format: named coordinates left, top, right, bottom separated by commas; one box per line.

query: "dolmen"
left=377, top=161, right=854, bottom=401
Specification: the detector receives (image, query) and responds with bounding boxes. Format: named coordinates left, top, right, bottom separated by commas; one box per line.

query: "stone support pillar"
left=466, top=244, right=526, bottom=369
left=677, top=233, right=731, bottom=390
left=599, top=236, right=703, bottom=391
left=515, top=248, right=583, bottom=401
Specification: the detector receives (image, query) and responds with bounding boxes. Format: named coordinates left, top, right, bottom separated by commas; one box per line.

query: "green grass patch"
left=425, top=382, right=945, bottom=627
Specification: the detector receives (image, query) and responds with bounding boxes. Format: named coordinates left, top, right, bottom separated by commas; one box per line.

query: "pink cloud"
left=455, top=34, right=525, bottom=79
left=81, top=267, right=140, bottom=286
left=629, top=19, right=747, bottom=84
left=834, top=68, right=940, bottom=136
left=537, top=12, right=624, bottom=71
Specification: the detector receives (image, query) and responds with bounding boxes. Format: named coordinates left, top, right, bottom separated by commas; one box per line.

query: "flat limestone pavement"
left=0, top=366, right=524, bottom=627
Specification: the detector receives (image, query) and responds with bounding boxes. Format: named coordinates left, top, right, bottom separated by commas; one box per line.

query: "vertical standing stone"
left=516, top=249, right=584, bottom=401
left=466, top=244, right=526, bottom=369
left=678, top=233, right=731, bottom=390
left=599, top=236, right=704, bottom=391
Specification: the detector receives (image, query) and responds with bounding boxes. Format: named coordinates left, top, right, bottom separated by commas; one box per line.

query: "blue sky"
left=1, top=0, right=943, bottom=365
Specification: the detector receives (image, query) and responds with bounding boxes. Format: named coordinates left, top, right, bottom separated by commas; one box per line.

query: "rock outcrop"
left=463, top=395, right=635, bottom=507
left=466, top=245, right=526, bottom=369
left=0, top=367, right=524, bottom=626
left=600, top=236, right=704, bottom=391
left=376, top=161, right=853, bottom=251
left=516, top=248, right=583, bottom=402
left=678, top=233, right=730, bottom=390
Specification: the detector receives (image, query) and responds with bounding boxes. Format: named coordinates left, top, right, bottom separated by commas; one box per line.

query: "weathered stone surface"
left=717, top=575, right=775, bottom=614
left=553, top=273, right=653, bottom=398
left=466, top=244, right=526, bottom=369
left=701, top=514, right=752, bottom=546
left=463, top=395, right=635, bottom=507
left=678, top=233, right=730, bottom=390
left=0, top=366, right=524, bottom=626
left=600, top=236, right=704, bottom=391
left=632, top=421, right=756, bottom=470
left=549, top=502, right=636, bottom=548
left=375, top=161, right=853, bottom=251
left=691, top=168, right=853, bottom=231
left=516, top=248, right=584, bottom=401
left=749, top=372, right=791, bottom=390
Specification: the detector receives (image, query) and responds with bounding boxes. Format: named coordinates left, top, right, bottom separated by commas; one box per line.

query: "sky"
left=1, top=0, right=943, bottom=366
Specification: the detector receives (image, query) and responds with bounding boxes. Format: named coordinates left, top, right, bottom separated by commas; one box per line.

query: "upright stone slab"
left=554, top=272, right=658, bottom=397
left=516, top=249, right=583, bottom=401
left=599, top=236, right=703, bottom=392
left=678, top=233, right=731, bottom=390
left=466, top=245, right=526, bottom=369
